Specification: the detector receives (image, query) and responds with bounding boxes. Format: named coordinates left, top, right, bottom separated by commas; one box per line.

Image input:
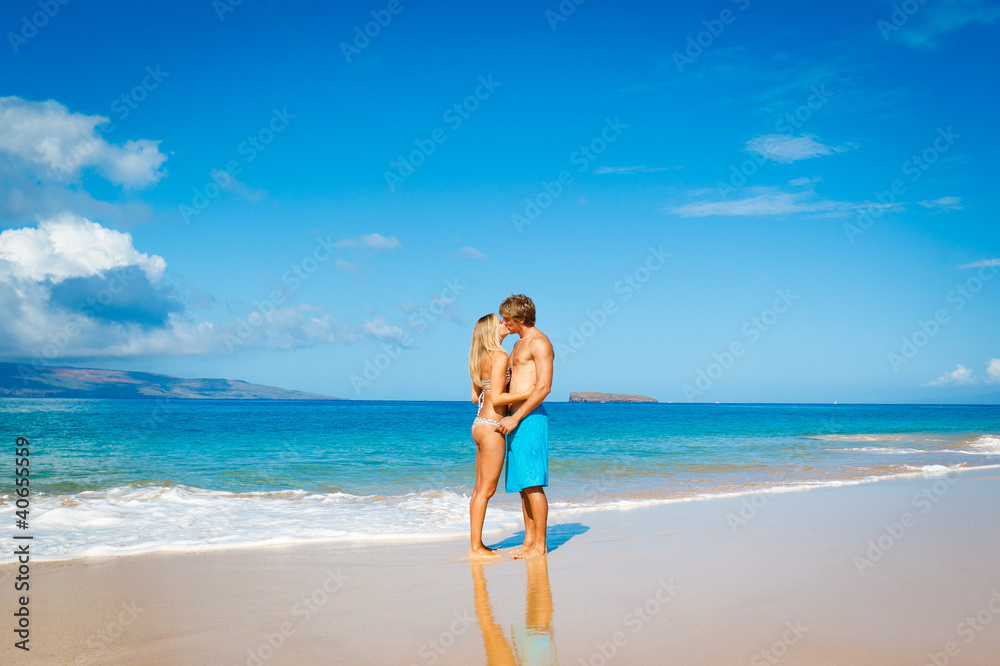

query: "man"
left=496, top=294, right=554, bottom=559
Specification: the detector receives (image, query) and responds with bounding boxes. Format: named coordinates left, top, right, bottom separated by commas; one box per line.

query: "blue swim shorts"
left=505, top=405, right=548, bottom=493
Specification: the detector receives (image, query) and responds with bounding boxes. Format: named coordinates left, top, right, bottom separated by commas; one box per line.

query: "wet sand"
left=3, top=467, right=1000, bottom=665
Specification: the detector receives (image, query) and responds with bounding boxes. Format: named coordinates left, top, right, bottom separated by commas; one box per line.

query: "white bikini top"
left=478, top=368, right=511, bottom=409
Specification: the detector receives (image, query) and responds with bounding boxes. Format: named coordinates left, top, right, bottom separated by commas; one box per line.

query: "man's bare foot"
left=507, top=541, right=534, bottom=558
left=510, top=545, right=546, bottom=559
left=468, top=545, right=502, bottom=560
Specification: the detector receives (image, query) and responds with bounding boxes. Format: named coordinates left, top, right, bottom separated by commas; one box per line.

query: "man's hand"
left=496, top=415, right=520, bottom=435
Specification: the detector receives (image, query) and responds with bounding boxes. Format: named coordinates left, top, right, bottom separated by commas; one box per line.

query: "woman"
left=468, top=313, right=532, bottom=559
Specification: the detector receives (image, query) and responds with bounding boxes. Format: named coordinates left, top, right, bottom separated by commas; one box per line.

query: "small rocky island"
left=569, top=392, right=657, bottom=403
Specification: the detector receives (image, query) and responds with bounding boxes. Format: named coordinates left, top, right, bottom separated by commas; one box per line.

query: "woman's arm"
left=493, top=386, right=533, bottom=406
left=471, top=381, right=480, bottom=403
left=488, top=351, right=533, bottom=407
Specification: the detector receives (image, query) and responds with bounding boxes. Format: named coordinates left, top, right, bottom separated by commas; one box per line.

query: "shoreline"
left=7, top=461, right=1000, bottom=565
left=8, top=461, right=1000, bottom=565
left=4, top=467, right=1000, bottom=663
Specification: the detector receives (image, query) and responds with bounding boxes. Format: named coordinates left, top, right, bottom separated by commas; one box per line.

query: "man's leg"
left=512, top=486, right=547, bottom=558
left=521, top=490, right=536, bottom=543
left=510, top=489, right=535, bottom=556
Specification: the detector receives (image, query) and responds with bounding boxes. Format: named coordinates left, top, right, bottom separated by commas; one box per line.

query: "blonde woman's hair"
left=469, top=313, right=503, bottom=389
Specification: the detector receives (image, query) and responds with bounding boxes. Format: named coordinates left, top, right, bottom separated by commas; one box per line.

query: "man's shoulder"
left=526, top=329, right=553, bottom=353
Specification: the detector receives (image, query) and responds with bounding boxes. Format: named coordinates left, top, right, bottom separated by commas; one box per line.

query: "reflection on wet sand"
left=470, top=556, right=557, bottom=665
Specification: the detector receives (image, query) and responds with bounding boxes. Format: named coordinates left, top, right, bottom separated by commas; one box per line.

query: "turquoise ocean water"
left=1, top=399, right=999, bottom=562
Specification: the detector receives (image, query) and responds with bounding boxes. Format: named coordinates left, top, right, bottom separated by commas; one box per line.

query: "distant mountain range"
left=0, top=362, right=342, bottom=400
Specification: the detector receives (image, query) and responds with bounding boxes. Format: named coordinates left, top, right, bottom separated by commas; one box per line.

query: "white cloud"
left=671, top=191, right=819, bottom=217
left=336, top=232, right=402, bottom=251
left=210, top=169, right=265, bottom=204
left=334, top=259, right=356, bottom=271
left=744, top=134, right=847, bottom=163
left=0, top=96, right=167, bottom=187
left=788, top=176, right=822, bottom=187
left=361, top=316, right=410, bottom=345
left=460, top=246, right=487, bottom=260
left=918, top=196, right=963, bottom=211
left=0, top=217, right=369, bottom=360
left=666, top=183, right=901, bottom=219
left=925, top=364, right=975, bottom=387
left=393, top=293, right=460, bottom=323
left=79, top=306, right=363, bottom=357
left=333, top=258, right=366, bottom=282
left=986, top=359, right=1000, bottom=385
left=958, top=258, right=1000, bottom=269
left=0, top=214, right=166, bottom=284
left=897, top=0, right=1000, bottom=49
left=593, top=165, right=673, bottom=175
left=224, top=307, right=359, bottom=352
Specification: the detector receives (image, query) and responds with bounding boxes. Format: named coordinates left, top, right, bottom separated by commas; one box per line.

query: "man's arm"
left=490, top=351, right=532, bottom=407
left=497, top=337, right=553, bottom=432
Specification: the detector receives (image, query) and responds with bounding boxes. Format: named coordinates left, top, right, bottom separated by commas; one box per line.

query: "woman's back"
left=477, top=351, right=508, bottom=421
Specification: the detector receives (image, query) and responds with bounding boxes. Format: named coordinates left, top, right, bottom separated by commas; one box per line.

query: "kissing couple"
left=467, top=294, right=554, bottom=560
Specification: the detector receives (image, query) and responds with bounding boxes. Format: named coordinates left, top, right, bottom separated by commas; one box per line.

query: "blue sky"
left=1, top=0, right=998, bottom=402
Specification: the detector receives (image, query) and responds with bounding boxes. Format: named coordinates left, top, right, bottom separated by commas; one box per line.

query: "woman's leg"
left=470, top=425, right=506, bottom=557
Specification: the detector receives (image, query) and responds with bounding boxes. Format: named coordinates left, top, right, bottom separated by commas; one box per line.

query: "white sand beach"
left=3, top=467, right=1000, bottom=665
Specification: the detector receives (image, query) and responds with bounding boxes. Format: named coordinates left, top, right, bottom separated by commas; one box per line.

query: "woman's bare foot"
left=510, top=545, right=546, bottom=559
left=469, top=545, right=502, bottom=560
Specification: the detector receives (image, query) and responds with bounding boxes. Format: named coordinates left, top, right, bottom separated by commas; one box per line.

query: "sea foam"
left=0, top=484, right=524, bottom=563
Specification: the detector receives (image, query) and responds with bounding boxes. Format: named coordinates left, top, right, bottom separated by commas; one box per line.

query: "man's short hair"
left=499, top=294, right=536, bottom=327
